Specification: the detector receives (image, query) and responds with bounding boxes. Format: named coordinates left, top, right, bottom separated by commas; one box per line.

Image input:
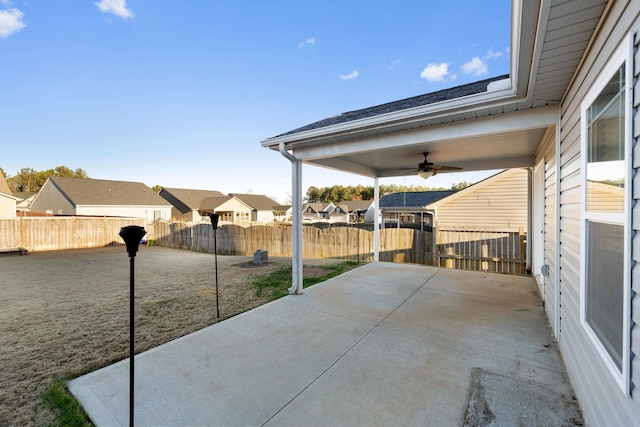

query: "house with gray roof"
left=198, top=195, right=253, bottom=224
left=380, top=169, right=529, bottom=231
left=336, top=199, right=375, bottom=222
left=379, top=190, right=454, bottom=230
left=302, top=202, right=336, bottom=222
left=12, top=191, right=37, bottom=214
left=229, top=193, right=281, bottom=223
left=30, top=177, right=172, bottom=222
left=426, top=168, right=528, bottom=230
left=159, top=187, right=225, bottom=222
left=272, top=204, right=292, bottom=222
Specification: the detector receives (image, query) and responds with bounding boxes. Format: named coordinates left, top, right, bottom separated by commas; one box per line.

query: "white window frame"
left=579, top=36, right=632, bottom=395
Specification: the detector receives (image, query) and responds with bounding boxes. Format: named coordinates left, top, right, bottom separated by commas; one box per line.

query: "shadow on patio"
left=70, top=262, right=582, bottom=426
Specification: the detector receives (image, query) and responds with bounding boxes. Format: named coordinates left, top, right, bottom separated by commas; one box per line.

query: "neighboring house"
left=327, top=204, right=349, bottom=223
left=302, top=202, right=335, bottom=222
left=262, top=1, right=640, bottom=424
left=229, top=193, right=281, bottom=222
left=29, top=177, right=172, bottom=222
left=199, top=196, right=253, bottom=224
left=426, top=168, right=529, bottom=230
left=158, top=187, right=225, bottom=222
left=0, top=174, right=18, bottom=218
left=273, top=204, right=292, bottom=222
left=337, top=200, right=375, bottom=222
left=12, top=192, right=37, bottom=214
left=379, top=191, right=454, bottom=230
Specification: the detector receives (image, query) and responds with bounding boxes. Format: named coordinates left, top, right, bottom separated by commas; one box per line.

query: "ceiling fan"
left=402, top=152, right=462, bottom=179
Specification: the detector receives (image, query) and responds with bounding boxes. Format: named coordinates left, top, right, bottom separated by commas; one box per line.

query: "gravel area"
left=0, top=245, right=341, bottom=426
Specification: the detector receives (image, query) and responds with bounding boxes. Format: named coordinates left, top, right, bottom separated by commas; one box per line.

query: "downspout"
left=279, top=142, right=304, bottom=294
left=527, top=167, right=533, bottom=274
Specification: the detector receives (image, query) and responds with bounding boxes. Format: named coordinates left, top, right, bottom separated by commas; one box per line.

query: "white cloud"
left=388, top=59, right=402, bottom=70
left=95, top=0, right=133, bottom=19
left=420, top=63, right=454, bottom=82
left=461, top=57, right=488, bottom=76
left=340, top=70, right=359, bottom=80
left=483, top=49, right=503, bottom=59
left=298, top=37, right=316, bottom=48
left=0, top=7, right=26, bottom=38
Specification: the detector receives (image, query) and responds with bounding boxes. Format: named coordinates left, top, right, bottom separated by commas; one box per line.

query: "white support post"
left=279, top=142, right=304, bottom=294
left=290, top=157, right=303, bottom=294
left=373, top=177, right=380, bottom=262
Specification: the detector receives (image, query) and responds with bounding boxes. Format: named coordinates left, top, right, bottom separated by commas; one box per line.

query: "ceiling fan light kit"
left=418, top=170, right=434, bottom=179
left=395, top=152, right=462, bottom=179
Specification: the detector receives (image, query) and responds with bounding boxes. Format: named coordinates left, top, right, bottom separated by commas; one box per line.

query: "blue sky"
left=1, top=0, right=511, bottom=203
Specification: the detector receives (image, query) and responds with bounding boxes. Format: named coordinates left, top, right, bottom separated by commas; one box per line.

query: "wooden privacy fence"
left=0, top=218, right=526, bottom=275
left=153, top=222, right=433, bottom=265
left=0, top=217, right=146, bottom=252
left=436, top=228, right=527, bottom=275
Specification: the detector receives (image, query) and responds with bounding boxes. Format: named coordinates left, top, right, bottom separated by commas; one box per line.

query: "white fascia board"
left=292, top=105, right=558, bottom=162
left=510, top=0, right=542, bottom=97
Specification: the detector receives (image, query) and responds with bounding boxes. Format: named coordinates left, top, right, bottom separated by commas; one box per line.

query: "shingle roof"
left=12, top=191, right=36, bottom=201
left=338, top=200, right=374, bottom=212
left=49, top=177, right=171, bottom=206
left=275, top=75, right=509, bottom=137
left=273, top=204, right=291, bottom=211
left=161, top=187, right=226, bottom=209
left=379, top=191, right=455, bottom=208
left=199, top=196, right=233, bottom=211
left=229, top=193, right=279, bottom=211
left=303, top=202, right=333, bottom=213
left=0, top=174, right=11, bottom=195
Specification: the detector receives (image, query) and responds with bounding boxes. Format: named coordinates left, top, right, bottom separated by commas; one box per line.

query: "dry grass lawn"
left=0, top=245, right=343, bottom=426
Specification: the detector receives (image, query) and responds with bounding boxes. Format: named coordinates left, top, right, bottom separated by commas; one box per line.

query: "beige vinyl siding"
left=75, top=205, right=171, bottom=222
left=535, top=126, right=559, bottom=336
left=211, top=198, right=253, bottom=223
left=432, top=168, right=528, bottom=230
left=0, top=194, right=16, bottom=218
left=557, top=1, right=640, bottom=425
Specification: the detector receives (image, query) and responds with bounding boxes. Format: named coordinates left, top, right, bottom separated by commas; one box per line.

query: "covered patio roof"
left=259, top=0, right=609, bottom=293
left=260, top=0, right=608, bottom=176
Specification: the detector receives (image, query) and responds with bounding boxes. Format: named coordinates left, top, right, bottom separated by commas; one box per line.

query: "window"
left=580, top=39, right=630, bottom=394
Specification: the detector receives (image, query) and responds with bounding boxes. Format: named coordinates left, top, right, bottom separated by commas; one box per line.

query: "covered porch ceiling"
left=261, top=0, right=609, bottom=178
left=286, top=106, right=557, bottom=178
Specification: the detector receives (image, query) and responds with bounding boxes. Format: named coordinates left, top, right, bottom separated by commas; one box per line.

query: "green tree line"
left=306, top=182, right=471, bottom=203
left=1, top=166, right=89, bottom=192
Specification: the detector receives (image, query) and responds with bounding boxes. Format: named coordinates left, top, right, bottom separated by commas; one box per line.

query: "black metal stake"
left=119, top=225, right=146, bottom=427
left=128, top=254, right=135, bottom=427
left=209, top=214, right=220, bottom=318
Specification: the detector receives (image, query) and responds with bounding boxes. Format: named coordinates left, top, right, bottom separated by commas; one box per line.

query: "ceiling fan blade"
left=431, top=165, right=462, bottom=171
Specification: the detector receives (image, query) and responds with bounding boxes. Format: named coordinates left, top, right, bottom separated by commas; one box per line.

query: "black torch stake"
left=209, top=213, right=220, bottom=318
left=119, top=225, right=146, bottom=427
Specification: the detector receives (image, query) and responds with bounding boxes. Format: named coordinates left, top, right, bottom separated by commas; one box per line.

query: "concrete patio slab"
left=69, top=263, right=581, bottom=426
